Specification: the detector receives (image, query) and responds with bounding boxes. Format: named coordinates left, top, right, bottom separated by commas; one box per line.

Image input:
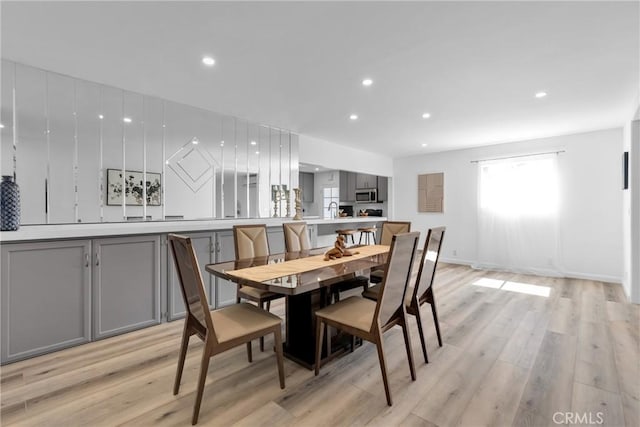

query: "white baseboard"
left=438, top=257, right=622, bottom=284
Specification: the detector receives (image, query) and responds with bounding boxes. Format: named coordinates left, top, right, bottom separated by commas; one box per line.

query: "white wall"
left=299, top=134, right=393, bottom=177
left=394, top=128, right=624, bottom=283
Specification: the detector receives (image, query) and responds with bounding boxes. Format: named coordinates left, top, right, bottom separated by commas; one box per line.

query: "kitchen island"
left=0, top=216, right=385, bottom=364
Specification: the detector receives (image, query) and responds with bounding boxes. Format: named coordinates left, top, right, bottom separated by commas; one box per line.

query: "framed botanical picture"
left=107, top=169, right=162, bottom=206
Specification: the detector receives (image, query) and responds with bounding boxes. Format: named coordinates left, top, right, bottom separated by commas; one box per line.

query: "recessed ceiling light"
left=422, top=113, right=431, bottom=119
left=123, top=117, right=132, bottom=123
left=349, top=114, right=358, bottom=120
left=191, top=137, right=199, bottom=145
left=362, top=78, right=373, bottom=86
left=255, top=151, right=260, bottom=155
left=250, top=140, right=257, bottom=146
left=421, top=143, right=428, bottom=147
left=220, top=141, right=224, bottom=146
left=0, top=123, right=4, bottom=129
left=315, top=167, right=320, bottom=171
left=98, top=114, right=104, bottom=120
left=202, top=56, right=215, bottom=66
left=535, top=91, right=547, bottom=98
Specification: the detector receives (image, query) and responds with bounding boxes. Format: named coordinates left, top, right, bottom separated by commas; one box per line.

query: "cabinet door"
left=377, top=176, right=388, bottom=201
left=1, top=240, right=91, bottom=364
left=93, top=235, right=161, bottom=339
left=167, top=232, right=214, bottom=321
left=339, top=171, right=348, bottom=202
left=214, top=231, right=237, bottom=307
left=268, top=227, right=285, bottom=254
left=347, top=172, right=357, bottom=202
left=356, top=173, right=375, bottom=189
left=305, top=173, right=314, bottom=202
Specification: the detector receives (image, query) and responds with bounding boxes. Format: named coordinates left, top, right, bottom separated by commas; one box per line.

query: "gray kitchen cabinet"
left=340, top=171, right=356, bottom=202
left=167, top=232, right=215, bottom=320
left=1, top=240, right=92, bottom=364
left=356, top=173, right=377, bottom=189
left=214, top=231, right=237, bottom=307
left=92, top=235, right=161, bottom=339
left=300, top=172, right=314, bottom=202
left=377, top=176, right=388, bottom=201
left=268, top=227, right=285, bottom=254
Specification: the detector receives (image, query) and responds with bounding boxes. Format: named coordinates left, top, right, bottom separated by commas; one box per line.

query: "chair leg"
left=375, top=329, right=392, bottom=406
left=274, top=328, right=285, bottom=389
left=192, top=345, right=211, bottom=425
left=173, top=321, right=191, bottom=395
left=260, top=301, right=266, bottom=352
left=414, top=306, right=429, bottom=364
left=314, top=319, right=325, bottom=376
left=372, top=232, right=376, bottom=244
left=427, top=288, right=443, bottom=347
left=401, top=313, right=417, bottom=381
left=358, top=232, right=363, bottom=245
left=246, top=341, right=253, bottom=363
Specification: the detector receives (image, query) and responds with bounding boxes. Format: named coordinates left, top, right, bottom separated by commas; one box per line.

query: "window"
left=323, top=187, right=339, bottom=219
left=476, top=154, right=560, bottom=275
left=479, top=156, right=558, bottom=217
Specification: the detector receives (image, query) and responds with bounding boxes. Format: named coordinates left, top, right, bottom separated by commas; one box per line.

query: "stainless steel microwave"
left=355, top=189, right=377, bottom=203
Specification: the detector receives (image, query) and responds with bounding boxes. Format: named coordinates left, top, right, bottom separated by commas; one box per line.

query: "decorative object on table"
left=293, top=188, right=303, bottom=220
left=107, top=169, right=161, bottom=206
left=284, top=186, right=291, bottom=217
left=0, top=175, right=20, bottom=231
left=324, top=235, right=359, bottom=260
left=358, top=209, right=368, bottom=217
left=272, top=185, right=280, bottom=217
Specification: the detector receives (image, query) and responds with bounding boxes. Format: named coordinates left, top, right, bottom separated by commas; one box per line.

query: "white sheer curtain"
left=475, top=154, right=561, bottom=276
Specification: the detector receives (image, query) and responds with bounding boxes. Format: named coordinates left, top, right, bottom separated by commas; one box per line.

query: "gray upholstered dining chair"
left=168, top=234, right=285, bottom=425
left=233, top=224, right=285, bottom=351
left=314, top=232, right=420, bottom=406
left=282, top=221, right=311, bottom=252
left=369, top=221, right=412, bottom=284
left=364, top=226, right=446, bottom=363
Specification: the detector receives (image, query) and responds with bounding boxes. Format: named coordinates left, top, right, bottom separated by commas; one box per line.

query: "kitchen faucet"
left=327, top=201, right=338, bottom=219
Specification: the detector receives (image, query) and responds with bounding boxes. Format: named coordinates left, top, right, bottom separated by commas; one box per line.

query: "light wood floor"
left=1, top=264, right=638, bottom=426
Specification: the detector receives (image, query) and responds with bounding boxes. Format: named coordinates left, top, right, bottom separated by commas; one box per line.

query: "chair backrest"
left=168, top=234, right=215, bottom=337
left=373, top=232, right=420, bottom=329
left=233, top=224, right=270, bottom=259
left=380, top=221, right=412, bottom=245
left=283, top=221, right=311, bottom=252
left=410, top=227, right=446, bottom=303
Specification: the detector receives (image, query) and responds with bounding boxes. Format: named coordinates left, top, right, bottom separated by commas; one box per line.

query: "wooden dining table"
left=205, top=245, right=389, bottom=369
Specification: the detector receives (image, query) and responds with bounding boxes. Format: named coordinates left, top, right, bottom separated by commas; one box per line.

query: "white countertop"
left=0, top=216, right=386, bottom=242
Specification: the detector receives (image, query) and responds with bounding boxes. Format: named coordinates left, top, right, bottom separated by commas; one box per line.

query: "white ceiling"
left=1, top=1, right=638, bottom=158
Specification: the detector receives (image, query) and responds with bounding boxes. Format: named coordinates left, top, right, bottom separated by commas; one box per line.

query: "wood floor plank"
left=457, top=360, right=529, bottom=427
left=410, top=332, right=508, bottom=426
left=574, top=321, right=619, bottom=393
left=231, top=401, right=294, bottom=427
left=0, top=264, right=636, bottom=427
left=548, top=297, right=581, bottom=336
left=499, top=309, right=549, bottom=369
left=512, top=331, right=577, bottom=426
left=571, top=382, right=625, bottom=427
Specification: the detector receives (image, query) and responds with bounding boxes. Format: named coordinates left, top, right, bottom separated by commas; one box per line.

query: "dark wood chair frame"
left=314, top=232, right=421, bottom=406
left=370, top=221, right=412, bottom=284
left=233, top=224, right=285, bottom=351
left=168, top=234, right=285, bottom=425
left=364, top=226, right=446, bottom=363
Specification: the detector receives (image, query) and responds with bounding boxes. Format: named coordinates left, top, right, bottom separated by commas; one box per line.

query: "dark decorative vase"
left=0, top=175, right=20, bottom=231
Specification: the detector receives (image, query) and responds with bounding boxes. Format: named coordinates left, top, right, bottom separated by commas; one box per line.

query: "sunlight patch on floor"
left=472, top=277, right=551, bottom=297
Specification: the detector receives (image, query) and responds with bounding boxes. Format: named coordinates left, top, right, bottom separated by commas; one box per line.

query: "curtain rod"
left=470, top=150, right=565, bottom=163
